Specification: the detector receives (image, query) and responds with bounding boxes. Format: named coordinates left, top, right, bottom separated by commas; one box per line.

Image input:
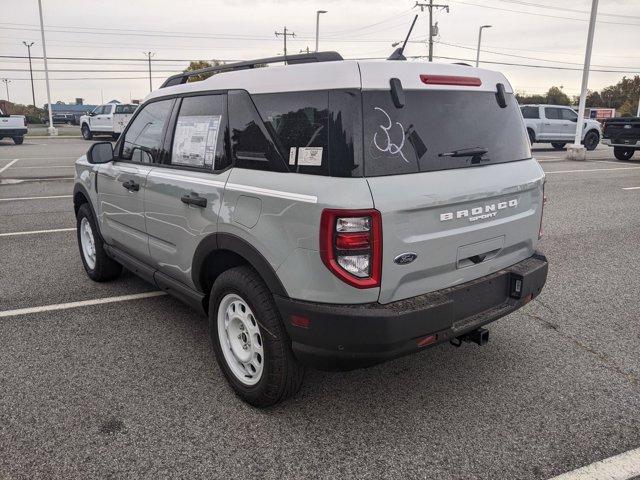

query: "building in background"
left=45, top=99, right=98, bottom=125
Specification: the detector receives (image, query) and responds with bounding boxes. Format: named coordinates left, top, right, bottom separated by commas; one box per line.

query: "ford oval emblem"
left=394, top=252, right=417, bottom=265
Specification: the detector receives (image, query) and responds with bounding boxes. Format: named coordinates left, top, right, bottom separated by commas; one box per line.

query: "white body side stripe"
left=148, top=170, right=227, bottom=188
left=225, top=183, right=318, bottom=204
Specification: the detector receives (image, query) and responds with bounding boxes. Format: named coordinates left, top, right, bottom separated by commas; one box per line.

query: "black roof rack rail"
left=160, top=51, right=344, bottom=89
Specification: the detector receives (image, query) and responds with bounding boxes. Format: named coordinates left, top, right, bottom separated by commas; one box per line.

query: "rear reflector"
left=417, top=334, right=438, bottom=347
left=420, top=74, right=482, bottom=87
left=291, top=315, right=310, bottom=329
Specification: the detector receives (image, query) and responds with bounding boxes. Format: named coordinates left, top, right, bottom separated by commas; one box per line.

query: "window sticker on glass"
left=289, top=147, right=297, bottom=165
left=172, top=115, right=221, bottom=167
left=297, top=146, right=322, bottom=166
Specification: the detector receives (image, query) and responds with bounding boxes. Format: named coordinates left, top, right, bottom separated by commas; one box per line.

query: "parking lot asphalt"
left=1, top=138, right=639, bottom=480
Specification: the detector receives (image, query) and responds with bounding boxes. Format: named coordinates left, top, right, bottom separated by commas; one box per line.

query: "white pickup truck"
left=521, top=104, right=601, bottom=151
left=0, top=108, right=27, bottom=145
left=80, top=103, right=137, bottom=140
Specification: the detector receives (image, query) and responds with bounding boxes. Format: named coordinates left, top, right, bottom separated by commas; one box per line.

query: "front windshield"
left=362, top=90, right=531, bottom=176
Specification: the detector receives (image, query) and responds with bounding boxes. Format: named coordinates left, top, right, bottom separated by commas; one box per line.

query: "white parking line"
left=546, top=166, right=640, bottom=174
left=549, top=446, right=640, bottom=480
left=0, top=194, right=73, bottom=202
left=0, top=159, right=19, bottom=174
left=11, top=165, right=74, bottom=169
left=0, top=227, right=75, bottom=237
left=0, top=291, right=168, bottom=318
left=622, top=186, right=640, bottom=190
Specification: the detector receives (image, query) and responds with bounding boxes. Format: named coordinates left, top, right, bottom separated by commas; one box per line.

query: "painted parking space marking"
left=0, top=194, right=73, bottom=202
left=10, top=165, right=74, bottom=169
left=622, top=186, right=640, bottom=190
left=0, top=291, right=168, bottom=318
left=0, top=159, right=19, bottom=174
left=548, top=446, right=640, bottom=480
left=0, top=227, right=75, bottom=237
left=545, top=166, right=640, bottom=174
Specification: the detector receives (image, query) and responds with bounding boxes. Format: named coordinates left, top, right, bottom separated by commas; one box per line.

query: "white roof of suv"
left=148, top=59, right=513, bottom=100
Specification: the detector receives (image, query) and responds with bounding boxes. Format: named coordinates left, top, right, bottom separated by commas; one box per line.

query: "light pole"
left=23, top=42, right=36, bottom=106
left=1, top=79, right=10, bottom=103
left=315, top=10, right=327, bottom=52
left=143, top=52, right=155, bottom=93
left=475, top=25, right=492, bottom=67
left=37, top=0, right=56, bottom=135
left=568, top=0, right=598, bottom=160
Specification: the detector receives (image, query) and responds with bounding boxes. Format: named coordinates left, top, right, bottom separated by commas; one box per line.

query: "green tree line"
left=516, top=75, right=640, bottom=117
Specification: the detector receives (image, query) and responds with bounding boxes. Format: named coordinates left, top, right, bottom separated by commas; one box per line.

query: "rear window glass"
left=362, top=90, right=531, bottom=176
left=115, top=104, right=137, bottom=114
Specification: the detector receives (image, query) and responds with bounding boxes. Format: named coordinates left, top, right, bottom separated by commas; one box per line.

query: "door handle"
left=544, top=123, right=551, bottom=125
left=181, top=193, right=207, bottom=208
left=121, top=179, right=140, bottom=191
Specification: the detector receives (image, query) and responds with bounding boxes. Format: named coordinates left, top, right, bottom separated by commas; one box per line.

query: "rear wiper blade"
left=438, top=147, right=488, bottom=158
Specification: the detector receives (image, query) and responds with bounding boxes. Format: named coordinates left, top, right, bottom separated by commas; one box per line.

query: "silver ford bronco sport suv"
left=73, top=52, right=548, bottom=407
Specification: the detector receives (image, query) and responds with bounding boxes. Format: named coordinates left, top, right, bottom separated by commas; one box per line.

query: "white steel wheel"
left=217, top=293, right=264, bottom=386
left=80, top=217, right=97, bottom=270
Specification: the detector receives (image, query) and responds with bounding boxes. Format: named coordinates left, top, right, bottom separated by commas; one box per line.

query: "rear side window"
left=120, top=99, right=174, bottom=163
left=544, top=107, right=560, bottom=120
left=115, top=104, right=137, bottom=114
left=253, top=91, right=329, bottom=176
left=362, top=90, right=531, bottom=176
left=520, top=106, right=539, bottom=119
left=228, top=90, right=287, bottom=172
left=169, top=94, right=228, bottom=170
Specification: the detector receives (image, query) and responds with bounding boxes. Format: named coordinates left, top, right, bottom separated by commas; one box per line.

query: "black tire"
left=527, top=129, right=536, bottom=146
left=209, top=266, right=304, bottom=407
left=13, top=136, right=24, bottom=145
left=76, top=203, right=122, bottom=282
left=81, top=124, right=93, bottom=140
left=583, top=130, right=600, bottom=151
left=614, top=147, right=635, bottom=161
left=551, top=142, right=566, bottom=150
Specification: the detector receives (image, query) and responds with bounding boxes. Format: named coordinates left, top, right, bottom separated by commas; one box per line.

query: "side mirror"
left=87, top=142, right=114, bottom=164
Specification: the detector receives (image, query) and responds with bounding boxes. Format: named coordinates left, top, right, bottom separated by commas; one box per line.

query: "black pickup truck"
left=602, top=117, right=640, bottom=161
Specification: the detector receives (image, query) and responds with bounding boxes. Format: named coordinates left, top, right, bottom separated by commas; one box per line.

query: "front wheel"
left=209, top=266, right=304, bottom=407
left=583, top=130, right=600, bottom=151
left=76, top=203, right=122, bottom=281
left=551, top=142, right=566, bottom=150
left=614, top=147, right=635, bottom=161
left=527, top=129, right=536, bottom=146
left=13, top=136, right=24, bottom=145
left=81, top=124, right=93, bottom=140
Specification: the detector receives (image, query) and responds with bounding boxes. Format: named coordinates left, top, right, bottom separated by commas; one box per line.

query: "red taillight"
left=420, top=74, right=482, bottom=87
left=320, top=209, right=382, bottom=289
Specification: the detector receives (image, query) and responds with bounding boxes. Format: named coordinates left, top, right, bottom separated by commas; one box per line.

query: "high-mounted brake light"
left=320, top=209, right=382, bottom=289
left=420, top=74, right=482, bottom=87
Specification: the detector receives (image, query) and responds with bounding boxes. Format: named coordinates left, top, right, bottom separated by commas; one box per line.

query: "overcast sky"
left=1, top=0, right=639, bottom=106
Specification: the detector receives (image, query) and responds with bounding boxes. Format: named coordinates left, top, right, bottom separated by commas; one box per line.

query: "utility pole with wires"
left=415, top=1, right=449, bottom=62
left=143, top=51, right=155, bottom=92
left=275, top=27, right=295, bottom=61
left=23, top=41, right=36, bottom=106
left=1, top=79, right=10, bottom=103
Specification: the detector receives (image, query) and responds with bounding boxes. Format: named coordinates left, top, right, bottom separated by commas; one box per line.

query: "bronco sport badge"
left=440, top=199, right=518, bottom=223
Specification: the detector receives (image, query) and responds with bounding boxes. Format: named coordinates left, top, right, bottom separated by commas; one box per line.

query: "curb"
left=25, top=135, right=83, bottom=139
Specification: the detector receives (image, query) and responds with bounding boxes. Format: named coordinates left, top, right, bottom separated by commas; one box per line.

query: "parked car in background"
left=602, top=117, right=640, bottom=161
left=521, top=104, right=601, bottom=150
left=80, top=103, right=138, bottom=140
left=0, top=108, right=27, bottom=144
left=73, top=52, right=548, bottom=406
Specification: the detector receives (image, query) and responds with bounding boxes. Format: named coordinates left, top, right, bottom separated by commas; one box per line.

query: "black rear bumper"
left=0, top=128, right=27, bottom=138
left=275, top=253, right=548, bottom=370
